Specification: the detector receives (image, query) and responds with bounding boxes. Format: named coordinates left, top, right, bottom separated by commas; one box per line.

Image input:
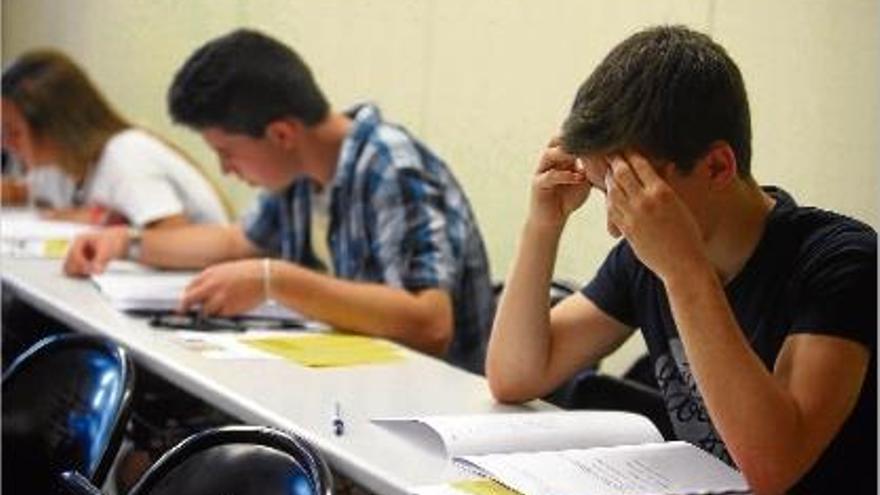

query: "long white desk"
left=2, top=258, right=552, bottom=494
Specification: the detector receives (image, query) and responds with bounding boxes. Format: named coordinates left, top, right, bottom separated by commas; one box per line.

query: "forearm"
left=486, top=218, right=565, bottom=402
left=140, top=224, right=257, bottom=269
left=270, top=262, right=453, bottom=356
left=663, top=266, right=810, bottom=492
left=145, top=214, right=189, bottom=229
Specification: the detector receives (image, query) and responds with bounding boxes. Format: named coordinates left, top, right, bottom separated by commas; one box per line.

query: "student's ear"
left=700, top=141, right=738, bottom=190
left=264, top=119, right=304, bottom=149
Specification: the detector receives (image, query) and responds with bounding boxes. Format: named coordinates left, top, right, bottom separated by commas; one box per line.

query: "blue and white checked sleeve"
left=241, top=191, right=284, bottom=256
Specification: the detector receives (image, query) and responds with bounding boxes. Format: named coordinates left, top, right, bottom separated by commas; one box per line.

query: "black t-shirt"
left=582, top=187, right=877, bottom=494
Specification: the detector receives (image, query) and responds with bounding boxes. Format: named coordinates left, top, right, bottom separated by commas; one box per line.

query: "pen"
left=332, top=401, right=344, bottom=436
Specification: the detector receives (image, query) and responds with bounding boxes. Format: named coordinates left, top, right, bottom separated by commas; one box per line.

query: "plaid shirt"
left=243, top=104, right=494, bottom=372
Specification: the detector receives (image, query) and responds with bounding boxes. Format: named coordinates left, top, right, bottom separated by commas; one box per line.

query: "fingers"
left=604, top=171, right=628, bottom=238
left=63, top=228, right=129, bottom=276
left=178, top=273, right=210, bottom=314
left=624, top=151, right=663, bottom=187
left=606, top=215, right=623, bottom=239
left=537, top=145, right=579, bottom=174
left=603, top=151, right=683, bottom=242
left=604, top=154, right=644, bottom=238
left=63, top=236, right=94, bottom=277
left=608, top=156, right=642, bottom=198
left=534, top=168, right=587, bottom=190
left=88, top=237, right=118, bottom=274
left=178, top=271, right=237, bottom=317
left=200, top=294, right=227, bottom=317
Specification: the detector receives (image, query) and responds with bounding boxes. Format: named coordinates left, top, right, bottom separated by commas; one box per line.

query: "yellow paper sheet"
left=451, top=479, right=521, bottom=495
left=43, top=238, right=70, bottom=258
left=244, top=333, right=403, bottom=367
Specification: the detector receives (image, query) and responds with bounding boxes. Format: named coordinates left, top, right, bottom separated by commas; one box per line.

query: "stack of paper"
left=91, top=269, right=305, bottom=321
left=0, top=209, right=93, bottom=258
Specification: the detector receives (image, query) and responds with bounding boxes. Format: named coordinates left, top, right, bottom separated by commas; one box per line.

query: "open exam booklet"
left=374, top=411, right=749, bottom=495
left=90, top=263, right=305, bottom=321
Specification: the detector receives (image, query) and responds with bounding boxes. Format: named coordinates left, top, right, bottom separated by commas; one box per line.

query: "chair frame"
left=3, top=333, right=135, bottom=487
left=127, top=425, right=334, bottom=495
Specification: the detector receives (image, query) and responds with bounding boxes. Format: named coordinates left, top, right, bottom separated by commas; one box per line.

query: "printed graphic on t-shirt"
left=654, top=338, right=733, bottom=466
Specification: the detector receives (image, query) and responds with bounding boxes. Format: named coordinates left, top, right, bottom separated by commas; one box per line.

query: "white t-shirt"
left=3, top=152, right=75, bottom=208
left=310, top=183, right=332, bottom=271
left=83, top=129, right=228, bottom=227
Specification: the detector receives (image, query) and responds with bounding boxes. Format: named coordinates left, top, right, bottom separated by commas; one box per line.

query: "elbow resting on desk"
left=408, top=315, right=453, bottom=357
left=487, top=378, right=541, bottom=405
left=387, top=290, right=454, bottom=357
left=733, top=434, right=821, bottom=495
left=486, top=362, right=548, bottom=405
left=344, top=286, right=454, bottom=357
left=487, top=381, right=529, bottom=405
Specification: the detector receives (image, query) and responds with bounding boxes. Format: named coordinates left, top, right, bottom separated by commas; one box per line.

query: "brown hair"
left=2, top=49, right=129, bottom=177
left=562, top=25, right=752, bottom=177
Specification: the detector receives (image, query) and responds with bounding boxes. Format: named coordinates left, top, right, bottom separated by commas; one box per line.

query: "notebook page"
left=457, top=441, right=749, bottom=495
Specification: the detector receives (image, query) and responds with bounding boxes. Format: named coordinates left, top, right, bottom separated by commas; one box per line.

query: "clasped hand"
left=529, top=137, right=592, bottom=228
left=604, top=153, right=707, bottom=281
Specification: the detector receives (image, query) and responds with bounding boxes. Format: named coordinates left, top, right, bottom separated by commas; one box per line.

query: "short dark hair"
left=168, top=29, right=329, bottom=136
left=562, top=25, right=752, bottom=177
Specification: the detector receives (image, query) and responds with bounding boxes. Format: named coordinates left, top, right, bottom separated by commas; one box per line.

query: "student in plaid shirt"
left=64, top=28, right=496, bottom=490
left=65, top=28, right=495, bottom=373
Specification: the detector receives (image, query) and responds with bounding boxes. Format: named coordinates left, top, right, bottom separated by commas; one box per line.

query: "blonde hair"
left=2, top=49, right=129, bottom=177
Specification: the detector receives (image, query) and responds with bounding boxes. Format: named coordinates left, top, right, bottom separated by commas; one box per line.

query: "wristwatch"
left=126, top=227, right=143, bottom=261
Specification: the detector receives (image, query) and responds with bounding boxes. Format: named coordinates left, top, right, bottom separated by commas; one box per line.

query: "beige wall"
left=3, top=0, right=878, bottom=374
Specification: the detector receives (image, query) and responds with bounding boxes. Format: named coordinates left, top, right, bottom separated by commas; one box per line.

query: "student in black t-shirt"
left=487, top=25, right=876, bottom=495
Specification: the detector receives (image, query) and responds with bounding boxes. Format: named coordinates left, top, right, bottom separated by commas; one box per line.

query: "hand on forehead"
left=573, top=154, right=612, bottom=192
left=576, top=150, right=668, bottom=192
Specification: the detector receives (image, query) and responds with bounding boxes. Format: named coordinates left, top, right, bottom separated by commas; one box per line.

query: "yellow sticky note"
left=244, top=333, right=403, bottom=367
left=451, top=479, right=522, bottom=495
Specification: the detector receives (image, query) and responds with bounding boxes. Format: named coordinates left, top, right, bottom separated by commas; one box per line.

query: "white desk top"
left=2, top=258, right=553, bottom=494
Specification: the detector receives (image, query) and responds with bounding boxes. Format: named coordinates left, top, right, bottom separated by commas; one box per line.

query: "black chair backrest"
left=2, top=333, right=135, bottom=494
left=548, top=279, right=577, bottom=307
left=129, top=426, right=333, bottom=495
left=562, top=370, right=675, bottom=440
